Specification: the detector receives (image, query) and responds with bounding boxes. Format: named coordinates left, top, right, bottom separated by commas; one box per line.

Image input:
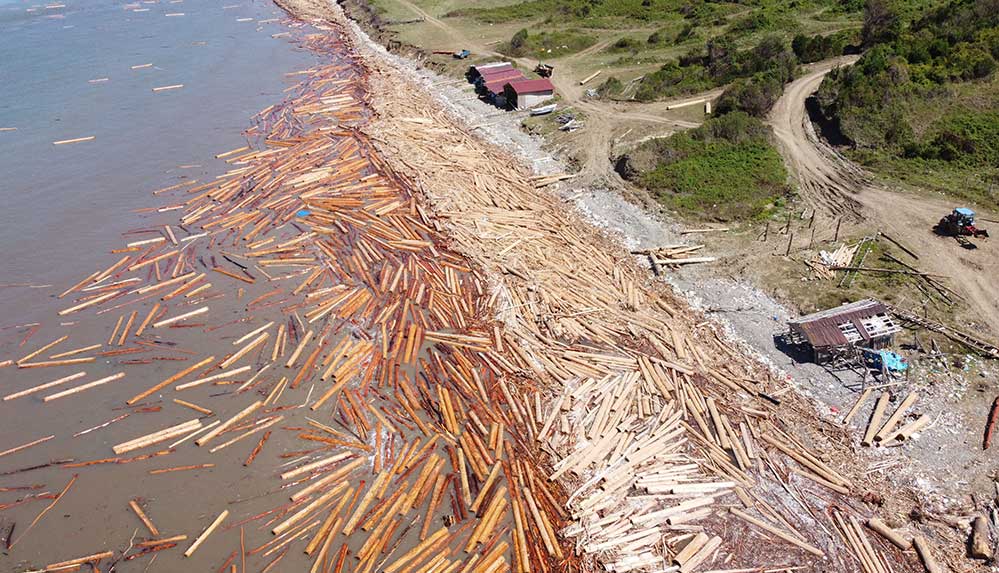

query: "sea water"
left=0, top=0, right=317, bottom=325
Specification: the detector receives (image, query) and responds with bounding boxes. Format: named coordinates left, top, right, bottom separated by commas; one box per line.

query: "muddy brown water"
left=0, top=3, right=436, bottom=571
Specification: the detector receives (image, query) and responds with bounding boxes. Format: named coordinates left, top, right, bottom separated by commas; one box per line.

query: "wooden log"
left=673, top=531, right=708, bottom=565
left=219, top=333, right=269, bottom=369
left=911, top=535, right=942, bottom=573
left=17, top=335, right=69, bottom=365
left=195, top=400, right=263, bottom=446
left=970, top=515, right=992, bottom=560
left=842, top=388, right=872, bottom=425
left=175, top=365, right=251, bottom=390
left=184, top=510, right=228, bottom=557
left=49, top=344, right=102, bottom=359
left=137, top=535, right=188, bottom=547
left=680, top=535, right=721, bottom=573
left=17, top=357, right=95, bottom=369
left=579, top=70, right=601, bottom=85
left=4, top=372, right=87, bottom=401
left=890, top=414, right=930, bottom=442
left=34, top=551, right=114, bottom=571
left=0, top=435, right=55, bottom=458
left=985, top=397, right=999, bottom=450
left=58, top=291, right=118, bottom=315
left=129, top=500, right=160, bottom=536
left=862, top=392, right=890, bottom=446
left=729, top=507, right=824, bottom=557
left=152, top=306, right=208, bottom=328
left=43, top=372, right=125, bottom=402
left=866, top=518, right=911, bottom=550
left=874, top=392, right=918, bottom=442
left=113, top=419, right=202, bottom=454
left=173, top=398, right=212, bottom=416
left=127, top=355, right=215, bottom=405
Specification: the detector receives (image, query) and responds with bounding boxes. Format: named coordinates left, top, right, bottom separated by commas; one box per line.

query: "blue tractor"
left=935, top=207, right=989, bottom=248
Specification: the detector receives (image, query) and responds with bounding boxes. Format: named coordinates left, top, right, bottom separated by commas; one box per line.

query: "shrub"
left=627, top=113, right=791, bottom=220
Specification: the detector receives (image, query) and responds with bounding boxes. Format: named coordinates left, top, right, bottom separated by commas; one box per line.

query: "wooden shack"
left=787, top=299, right=900, bottom=364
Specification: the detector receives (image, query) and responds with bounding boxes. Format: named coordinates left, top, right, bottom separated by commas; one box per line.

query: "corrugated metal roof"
left=789, top=299, right=893, bottom=348
left=474, top=62, right=512, bottom=73
left=479, top=65, right=519, bottom=79
left=479, top=69, right=525, bottom=85
left=506, top=78, right=555, bottom=94
left=483, top=74, right=524, bottom=95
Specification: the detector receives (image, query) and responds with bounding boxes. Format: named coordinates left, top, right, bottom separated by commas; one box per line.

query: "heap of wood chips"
left=0, top=6, right=946, bottom=573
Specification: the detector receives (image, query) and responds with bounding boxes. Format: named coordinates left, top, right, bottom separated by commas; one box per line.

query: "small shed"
left=504, top=78, right=555, bottom=110
left=788, top=299, right=901, bottom=364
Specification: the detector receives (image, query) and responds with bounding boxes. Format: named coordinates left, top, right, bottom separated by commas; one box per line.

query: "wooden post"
left=785, top=232, right=793, bottom=256
left=834, top=217, right=843, bottom=242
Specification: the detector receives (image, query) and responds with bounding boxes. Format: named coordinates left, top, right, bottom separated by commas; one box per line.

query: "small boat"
left=529, top=103, right=557, bottom=116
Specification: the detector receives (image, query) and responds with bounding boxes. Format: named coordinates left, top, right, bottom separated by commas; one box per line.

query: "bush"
left=597, top=76, right=625, bottom=97
left=635, top=34, right=797, bottom=103
left=792, top=30, right=857, bottom=63
left=502, top=28, right=596, bottom=58
left=627, top=113, right=790, bottom=220
left=716, top=73, right=786, bottom=116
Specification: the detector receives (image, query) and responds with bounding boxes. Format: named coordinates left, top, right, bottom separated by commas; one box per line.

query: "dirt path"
left=768, top=56, right=999, bottom=340
left=768, top=56, right=865, bottom=220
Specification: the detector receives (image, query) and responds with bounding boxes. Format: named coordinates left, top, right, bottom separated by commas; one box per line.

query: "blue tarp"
left=955, top=207, right=975, bottom=217
left=877, top=350, right=908, bottom=371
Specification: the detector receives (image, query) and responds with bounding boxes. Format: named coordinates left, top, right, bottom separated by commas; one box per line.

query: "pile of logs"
left=631, top=245, right=715, bottom=275
left=843, top=390, right=930, bottom=447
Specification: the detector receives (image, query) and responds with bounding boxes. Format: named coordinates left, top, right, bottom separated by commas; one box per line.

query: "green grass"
left=622, top=112, right=791, bottom=220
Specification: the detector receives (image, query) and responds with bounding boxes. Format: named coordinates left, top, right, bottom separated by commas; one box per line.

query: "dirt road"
left=768, top=56, right=865, bottom=219
left=768, top=56, right=999, bottom=340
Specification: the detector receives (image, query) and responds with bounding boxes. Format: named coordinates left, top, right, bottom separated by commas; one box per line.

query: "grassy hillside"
left=617, top=112, right=792, bottom=220
left=815, top=0, right=999, bottom=203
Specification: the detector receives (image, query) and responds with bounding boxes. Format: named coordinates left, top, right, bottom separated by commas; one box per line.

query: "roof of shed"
left=480, top=69, right=525, bottom=84
left=473, top=62, right=512, bottom=74
left=479, top=66, right=520, bottom=78
left=506, top=78, right=555, bottom=94
left=789, top=299, right=891, bottom=348
left=483, top=75, right=524, bottom=95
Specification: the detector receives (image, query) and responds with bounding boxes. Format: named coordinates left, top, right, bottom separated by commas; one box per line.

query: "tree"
left=509, top=28, right=529, bottom=56
left=862, top=0, right=901, bottom=47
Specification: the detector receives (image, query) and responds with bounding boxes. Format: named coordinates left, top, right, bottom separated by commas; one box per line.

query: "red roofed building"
left=504, top=78, right=555, bottom=109
left=468, top=61, right=512, bottom=81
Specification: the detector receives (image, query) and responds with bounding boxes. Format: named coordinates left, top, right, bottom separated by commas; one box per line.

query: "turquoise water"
left=0, top=0, right=317, bottom=323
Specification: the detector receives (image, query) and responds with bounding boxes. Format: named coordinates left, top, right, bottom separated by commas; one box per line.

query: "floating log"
left=3, top=372, right=87, bottom=401
left=43, top=372, right=125, bottom=402
left=0, top=435, right=55, bottom=459
left=113, top=419, right=202, bottom=454
left=184, top=510, right=228, bottom=557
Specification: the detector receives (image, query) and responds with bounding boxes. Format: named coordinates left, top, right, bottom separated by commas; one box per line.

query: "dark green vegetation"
left=793, top=29, right=859, bottom=63
left=502, top=28, right=597, bottom=57
left=619, top=112, right=791, bottom=220
left=816, top=0, right=999, bottom=202
left=453, top=0, right=862, bottom=104
left=634, top=36, right=798, bottom=104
